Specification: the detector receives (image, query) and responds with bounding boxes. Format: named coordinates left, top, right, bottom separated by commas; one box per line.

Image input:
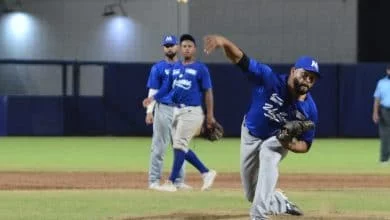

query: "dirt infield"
left=1, top=171, right=390, bottom=190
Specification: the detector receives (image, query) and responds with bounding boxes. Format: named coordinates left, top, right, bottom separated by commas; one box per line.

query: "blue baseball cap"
left=161, top=35, right=178, bottom=46
left=294, top=56, right=321, bottom=78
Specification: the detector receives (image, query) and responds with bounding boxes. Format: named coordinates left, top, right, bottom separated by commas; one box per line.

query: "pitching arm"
left=203, top=35, right=243, bottom=64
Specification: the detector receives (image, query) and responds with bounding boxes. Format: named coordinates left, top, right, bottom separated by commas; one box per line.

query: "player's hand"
left=203, top=35, right=225, bottom=55
left=373, top=112, right=379, bottom=124
left=142, top=97, right=154, bottom=108
left=145, top=113, right=153, bottom=125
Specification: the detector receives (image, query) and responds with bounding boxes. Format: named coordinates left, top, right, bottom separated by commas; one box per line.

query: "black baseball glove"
left=201, top=121, right=224, bottom=141
left=276, top=120, right=315, bottom=142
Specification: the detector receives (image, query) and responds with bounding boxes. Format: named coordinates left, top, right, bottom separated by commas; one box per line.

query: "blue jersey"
left=155, top=61, right=212, bottom=106
left=146, top=60, right=178, bottom=104
left=242, top=58, right=318, bottom=145
left=374, top=76, right=390, bottom=108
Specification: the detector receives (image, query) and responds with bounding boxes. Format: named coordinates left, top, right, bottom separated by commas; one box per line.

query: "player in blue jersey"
left=143, top=34, right=217, bottom=192
left=203, top=35, right=320, bottom=219
left=145, top=35, right=191, bottom=191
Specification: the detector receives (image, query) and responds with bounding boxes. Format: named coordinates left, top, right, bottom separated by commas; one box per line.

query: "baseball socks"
left=184, top=149, right=209, bottom=174
left=169, top=149, right=186, bottom=183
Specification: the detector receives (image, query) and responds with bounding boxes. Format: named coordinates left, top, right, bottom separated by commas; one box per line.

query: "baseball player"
left=143, top=34, right=217, bottom=192
left=203, top=35, right=320, bottom=219
left=145, top=35, right=191, bottom=191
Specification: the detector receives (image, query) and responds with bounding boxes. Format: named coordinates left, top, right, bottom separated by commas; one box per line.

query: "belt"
left=381, top=106, right=390, bottom=111
left=160, top=102, right=172, bottom=106
left=172, top=104, right=187, bottom=108
left=164, top=103, right=191, bottom=108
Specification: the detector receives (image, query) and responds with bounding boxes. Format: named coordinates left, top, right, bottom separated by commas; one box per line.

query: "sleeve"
left=374, top=81, right=381, bottom=99
left=146, top=64, right=161, bottom=89
left=154, top=71, right=173, bottom=101
left=200, top=64, right=212, bottom=90
left=236, top=54, right=274, bottom=84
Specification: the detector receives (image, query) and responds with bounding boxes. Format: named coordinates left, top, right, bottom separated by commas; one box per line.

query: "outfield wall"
left=0, top=62, right=386, bottom=137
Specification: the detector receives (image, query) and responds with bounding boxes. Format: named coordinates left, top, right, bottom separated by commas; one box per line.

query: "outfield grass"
left=0, top=137, right=388, bottom=173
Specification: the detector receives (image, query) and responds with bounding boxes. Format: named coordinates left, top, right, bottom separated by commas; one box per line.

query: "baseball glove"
left=201, top=121, right=224, bottom=141
left=276, top=120, right=315, bottom=142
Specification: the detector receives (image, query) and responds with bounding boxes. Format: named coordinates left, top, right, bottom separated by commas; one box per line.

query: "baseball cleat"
left=148, top=182, right=161, bottom=191
left=201, top=170, right=217, bottom=191
left=275, top=188, right=304, bottom=216
left=285, top=201, right=303, bottom=216
left=159, top=181, right=177, bottom=192
left=175, top=182, right=193, bottom=191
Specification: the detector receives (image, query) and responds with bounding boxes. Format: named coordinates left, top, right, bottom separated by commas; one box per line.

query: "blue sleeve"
left=237, top=55, right=274, bottom=84
left=146, top=64, right=161, bottom=89
left=246, top=58, right=274, bottom=84
left=374, top=81, right=381, bottom=99
left=154, top=72, right=173, bottom=101
left=200, top=64, right=212, bottom=90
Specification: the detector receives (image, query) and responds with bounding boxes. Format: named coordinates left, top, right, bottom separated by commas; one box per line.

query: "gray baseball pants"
left=240, top=120, right=289, bottom=220
left=148, top=103, right=185, bottom=185
left=171, top=106, right=204, bottom=151
left=379, top=107, right=390, bottom=162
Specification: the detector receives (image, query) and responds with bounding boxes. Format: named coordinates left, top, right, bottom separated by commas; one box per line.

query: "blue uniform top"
left=374, top=76, right=390, bottom=108
left=154, top=61, right=212, bottom=106
left=146, top=60, right=178, bottom=105
left=242, top=57, right=318, bottom=145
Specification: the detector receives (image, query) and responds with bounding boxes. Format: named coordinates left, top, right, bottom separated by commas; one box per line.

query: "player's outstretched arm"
left=203, top=35, right=243, bottom=64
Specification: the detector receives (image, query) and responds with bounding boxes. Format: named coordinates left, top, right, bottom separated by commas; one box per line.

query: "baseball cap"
left=161, top=35, right=177, bottom=46
left=180, top=34, right=196, bottom=46
left=294, top=56, right=321, bottom=78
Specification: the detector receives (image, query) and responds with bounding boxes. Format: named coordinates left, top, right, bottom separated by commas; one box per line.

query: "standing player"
left=145, top=35, right=190, bottom=190
left=372, top=65, right=390, bottom=164
left=203, top=35, right=320, bottom=219
left=143, top=34, right=217, bottom=192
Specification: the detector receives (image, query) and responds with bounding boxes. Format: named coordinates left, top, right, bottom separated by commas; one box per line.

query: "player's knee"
left=172, top=144, right=187, bottom=151
left=259, top=149, right=274, bottom=161
left=152, top=147, right=165, bottom=157
left=173, top=139, right=189, bottom=150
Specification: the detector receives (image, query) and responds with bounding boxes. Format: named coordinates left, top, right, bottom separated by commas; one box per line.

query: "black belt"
left=161, top=103, right=197, bottom=108
left=381, top=106, right=390, bottom=111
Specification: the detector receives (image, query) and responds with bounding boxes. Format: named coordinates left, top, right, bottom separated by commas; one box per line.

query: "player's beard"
left=165, top=52, right=176, bottom=60
left=293, top=78, right=309, bottom=95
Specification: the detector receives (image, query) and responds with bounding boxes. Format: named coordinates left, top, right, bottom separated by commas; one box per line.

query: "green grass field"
left=0, top=137, right=389, bottom=220
left=0, top=137, right=388, bottom=173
